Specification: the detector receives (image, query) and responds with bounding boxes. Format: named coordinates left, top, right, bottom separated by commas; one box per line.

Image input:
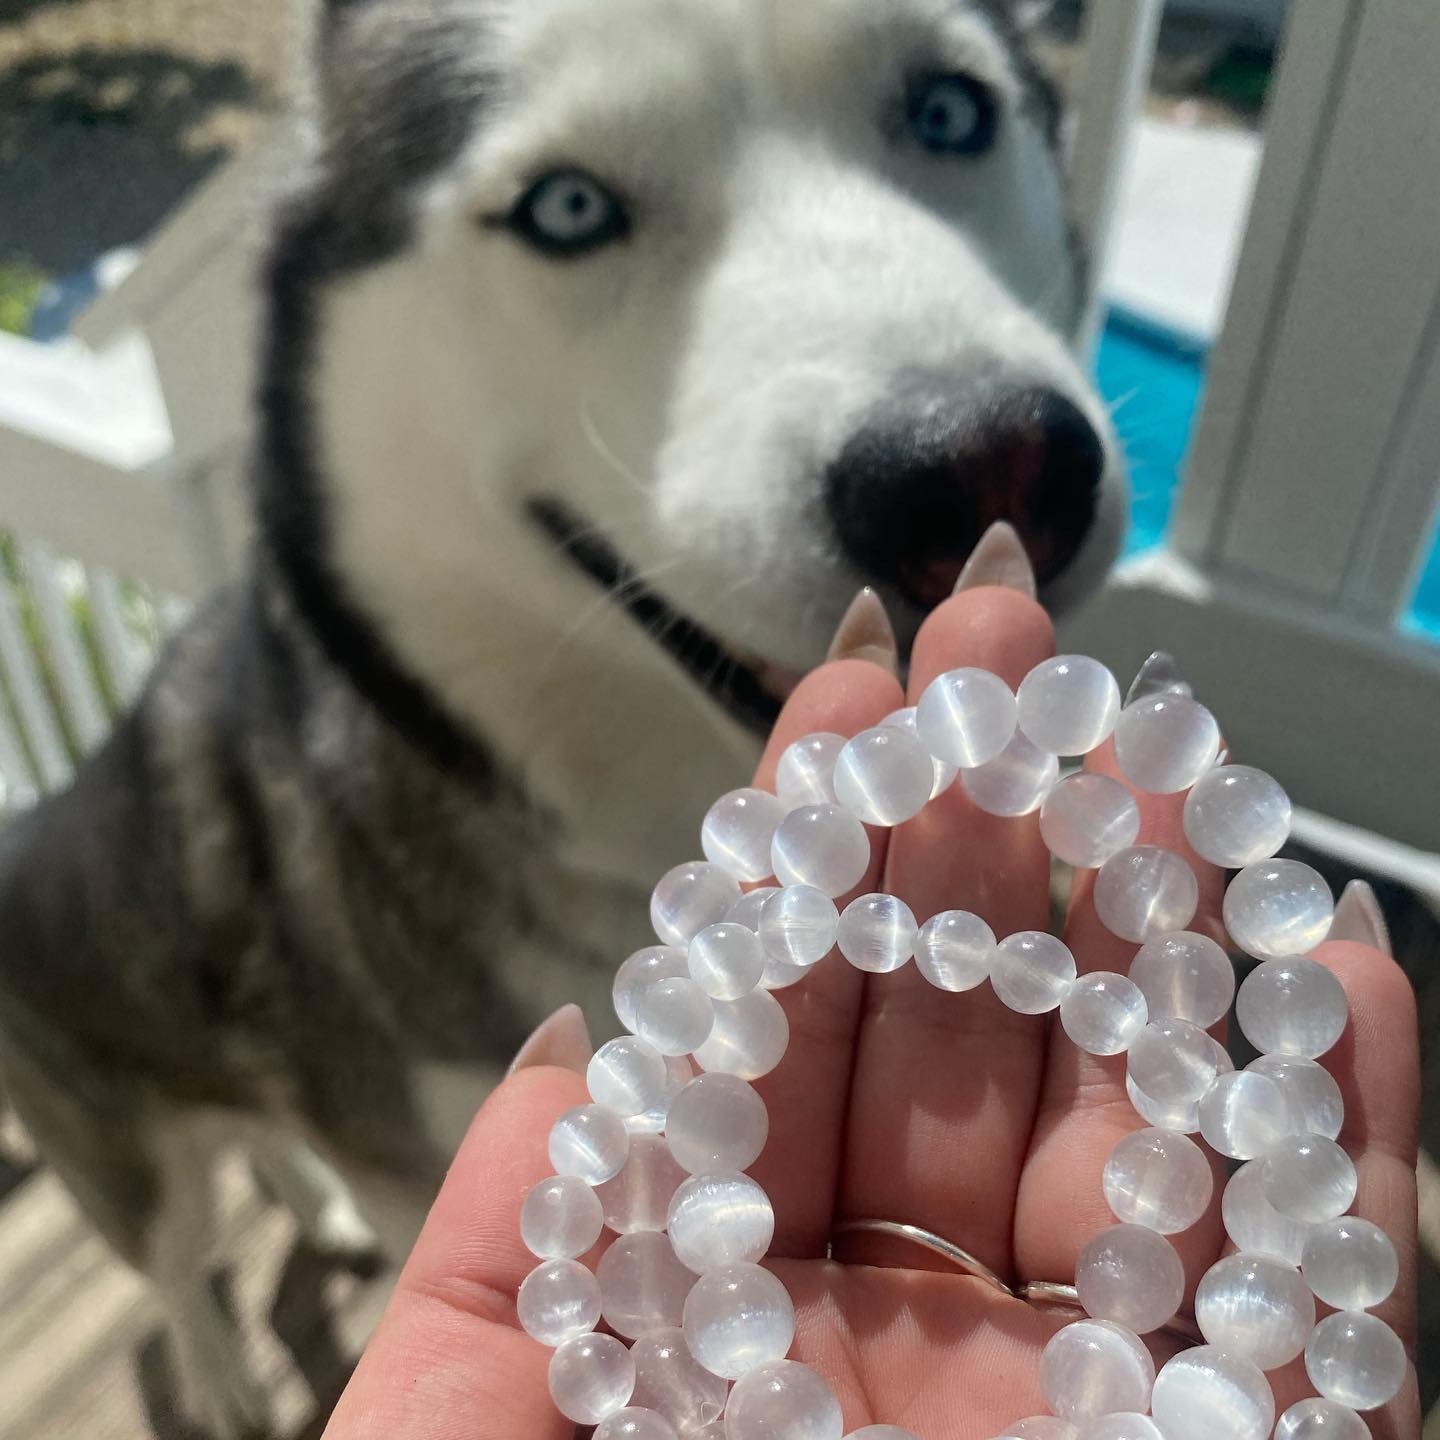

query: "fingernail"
left=1126, top=650, right=1194, bottom=705
left=507, top=1004, right=593, bottom=1077
left=952, top=521, right=1037, bottom=599
left=826, top=587, right=899, bottom=674
left=1330, top=879, right=1392, bottom=956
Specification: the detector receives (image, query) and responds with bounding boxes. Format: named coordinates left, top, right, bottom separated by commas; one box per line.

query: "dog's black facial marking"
left=969, top=0, right=1064, bottom=151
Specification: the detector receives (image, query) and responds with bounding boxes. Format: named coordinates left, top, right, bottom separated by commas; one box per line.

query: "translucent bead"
left=693, top=988, right=789, bottom=1080
left=1017, top=655, right=1122, bottom=755
left=689, top=922, right=765, bottom=1001
left=846, top=1430, right=922, bottom=1440
left=1075, top=1418, right=1164, bottom=1440
left=961, top=731, right=1059, bottom=817
left=518, top=1259, right=603, bottom=1346
left=667, top=1172, right=774, bottom=1272
left=1194, top=1253, right=1315, bottom=1369
left=1075, top=1223, right=1184, bottom=1334
left=651, top=862, right=742, bottom=948
left=1125, top=1071, right=1202, bottom=1134
left=633, top=976, right=715, bottom=1057
left=916, top=666, right=1018, bottom=769
left=594, top=1408, right=681, bottom=1440
left=1093, top=846, right=1198, bottom=944
left=1306, top=1311, right=1407, bottom=1410
left=776, top=732, right=845, bottom=805
left=1302, top=1216, right=1399, bottom=1310
left=627, top=1055, right=694, bottom=1136
left=1237, top=956, right=1348, bottom=1059
left=1224, top=860, right=1336, bottom=961
left=1246, top=1055, right=1344, bottom=1140
left=597, top=1133, right=688, bottom=1234
left=771, top=804, right=870, bottom=897
left=1183, top=764, right=1292, bottom=868
left=630, top=1327, right=729, bottom=1433
left=1274, top=1398, right=1371, bottom=1440
left=1129, top=931, right=1235, bottom=1029
left=1061, top=971, right=1148, bottom=1055
left=682, top=1263, right=796, bottom=1380
left=1223, top=1160, right=1312, bottom=1265
left=550, top=1333, right=636, bottom=1425
left=1262, top=1133, right=1357, bottom=1221
left=833, top=725, right=934, bottom=826
left=550, top=1104, right=631, bottom=1185
left=665, top=1072, right=768, bottom=1174
left=589, top=1036, right=670, bottom=1118
left=615, top=946, right=689, bottom=1032
left=1199, top=1070, right=1299, bottom=1160
left=1039, top=772, right=1140, bottom=869
left=1038, top=1319, right=1155, bottom=1423
left=881, top=705, right=956, bottom=798
left=995, top=1421, right=1080, bottom=1440
left=837, top=892, right=917, bottom=973
left=702, top=788, right=788, bottom=883
left=597, top=1231, right=695, bottom=1339
left=991, top=931, right=1077, bottom=1014
left=759, top=885, right=839, bottom=967
left=1127, top=1019, right=1220, bottom=1105
left=1150, top=1347, right=1274, bottom=1440
left=522, top=1175, right=605, bottom=1259
left=914, top=909, right=996, bottom=992
left=728, top=886, right=778, bottom=932
left=1103, top=1127, right=1213, bottom=1234
left=726, top=1362, right=843, bottom=1440
left=1113, top=694, right=1221, bottom=794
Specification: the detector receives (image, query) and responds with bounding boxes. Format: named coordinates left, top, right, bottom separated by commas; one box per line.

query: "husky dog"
left=0, top=0, right=1124, bottom=1433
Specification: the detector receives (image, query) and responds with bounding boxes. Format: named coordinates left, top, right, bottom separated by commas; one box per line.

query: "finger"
left=840, top=586, right=1055, bottom=1276
left=750, top=658, right=904, bottom=1258
left=323, top=1065, right=587, bottom=1440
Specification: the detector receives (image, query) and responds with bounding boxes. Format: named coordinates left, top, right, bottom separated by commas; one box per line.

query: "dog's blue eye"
left=508, top=170, right=629, bottom=258
left=908, top=74, right=998, bottom=156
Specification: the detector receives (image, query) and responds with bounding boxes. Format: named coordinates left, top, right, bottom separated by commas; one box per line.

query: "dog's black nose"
left=824, top=383, right=1105, bottom=609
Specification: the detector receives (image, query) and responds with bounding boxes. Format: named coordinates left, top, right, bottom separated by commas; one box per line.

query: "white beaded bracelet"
left=517, top=653, right=1405, bottom=1440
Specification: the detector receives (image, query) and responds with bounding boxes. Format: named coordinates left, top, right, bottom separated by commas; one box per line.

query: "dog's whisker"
left=579, top=395, right=651, bottom=499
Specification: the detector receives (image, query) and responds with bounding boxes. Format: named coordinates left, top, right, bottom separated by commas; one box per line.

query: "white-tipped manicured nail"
left=1329, top=879, right=1392, bottom=956
left=952, top=520, right=1037, bottom=599
left=507, top=1004, right=593, bottom=1077
left=1126, top=650, right=1194, bottom=705
left=826, top=587, right=899, bottom=673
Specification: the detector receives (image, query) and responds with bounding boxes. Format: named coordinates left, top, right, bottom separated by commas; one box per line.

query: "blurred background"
left=0, top=1, right=1436, bottom=1436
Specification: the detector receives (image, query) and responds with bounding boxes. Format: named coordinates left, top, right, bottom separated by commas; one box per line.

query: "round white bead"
left=1306, top=1311, right=1407, bottom=1410
left=991, top=931, right=1077, bottom=1014
left=692, top=988, right=789, bottom=1080
left=1183, top=764, right=1292, bottom=868
left=522, top=1175, right=605, bottom=1260
left=1039, top=773, right=1141, bottom=869
left=961, top=730, right=1060, bottom=817
left=771, top=804, right=870, bottom=897
left=881, top=706, right=956, bottom=798
left=1017, top=655, right=1122, bottom=755
left=1224, top=860, right=1336, bottom=961
left=725, top=1362, right=843, bottom=1440
left=1125, top=1070, right=1201, bottom=1133
left=1150, top=1347, right=1274, bottom=1440
left=1246, top=1055, right=1344, bottom=1140
left=994, top=1419, right=1080, bottom=1439
left=1262, top=1133, right=1357, bottom=1221
left=1127, top=1019, right=1220, bottom=1105
left=1061, top=971, right=1148, bottom=1055
left=845, top=1430, right=922, bottom=1440
left=916, top=666, right=1018, bottom=769
left=1302, top=1216, right=1399, bottom=1310
left=594, top=1408, right=680, bottom=1440
left=728, top=886, right=778, bottom=932
left=1223, top=1159, right=1313, bottom=1265
left=758, top=884, right=839, bottom=968
left=1075, top=1418, right=1164, bottom=1440
left=651, top=862, right=742, bottom=948
left=1093, top=846, right=1198, bottom=944
left=615, top=946, right=689, bottom=1032
left=519, top=1259, right=603, bottom=1347
left=1274, top=1398, right=1371, bottom=1440
left=702, top=788, right=788, bottom=883
left=1113, top=694, right=1221, bottom=794
left=837, top=892, right=918, bottom=973
left=549, top=1333, right=636, bottom=1425
left=914, top=909, right=996, bottom=992
left=1075, top=1223, right=1184, bottom=1334
left=833, top=725, right=935, bottom=826
left=667, top=1172, right=775, bottom=1272
left=1129, top=931, right=1235, bottom=1029
left=688, top=922, right=766, bottom=1002
left=596, top=1133, right=688, bottom=1234
left=550, top=1104, right=631, bottom=1186
left=630, top=1327, right=729, bottom=1434
left=1194, top=1252, right=1315, bottom=1369
left=776, top=732, right=845, bottom=805
left=682, top=1264, right=796, bottom=1380
left=1103, top=1127, right=1213, bottom=1234
left=1237, top=956, right=1348, bottom=1059
left=1199, top=1070, right=1299, bottom=1160
left=665, top=1072, right=768, bottom=1174
left=597, top=1231, right=694, bottom=1339
left=626, top=1055, right=694, bottom=1137
left=632, top=976, right=714, bottom=1057
left=1038, top=1319, right=1154, bottom=1423
left=589, top=1036, right=670, bottom=1118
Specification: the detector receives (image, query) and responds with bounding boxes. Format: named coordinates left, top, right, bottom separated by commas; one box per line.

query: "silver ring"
left=830, top=1219, right=1015, bottom=1297
left=1017, top=1281, right=1204, bottom=1345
